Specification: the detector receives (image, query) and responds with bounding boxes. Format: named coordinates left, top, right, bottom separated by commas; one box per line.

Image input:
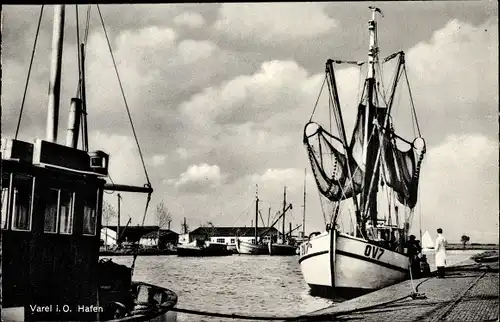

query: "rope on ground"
left=171, top=307, right=298, bottom=321
left=295, top=276, right=434, bottom=322
left=172, top=278, right=432, bottom=322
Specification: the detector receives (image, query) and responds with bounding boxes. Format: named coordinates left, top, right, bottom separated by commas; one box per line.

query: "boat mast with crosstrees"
left=298, top=6, right=426, bottom=296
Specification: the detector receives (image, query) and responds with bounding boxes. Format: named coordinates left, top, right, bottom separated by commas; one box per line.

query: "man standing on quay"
left=435, top=228, right=447, bottom=278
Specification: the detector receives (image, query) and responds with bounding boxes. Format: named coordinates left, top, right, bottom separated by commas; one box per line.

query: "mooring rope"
left=171, top=307, right=298, bottom=321
left=96, top=4, right=152, bottom=187
left=15, top=5, right=44, bottom=139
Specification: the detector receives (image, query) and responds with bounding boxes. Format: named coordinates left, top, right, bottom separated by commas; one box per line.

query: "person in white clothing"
left=435, top=228, right=447, bottom=278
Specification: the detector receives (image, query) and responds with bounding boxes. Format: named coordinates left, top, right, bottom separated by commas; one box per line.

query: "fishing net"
left=380, top=133, right=425, bottom=209
left=304, top=103, right=425, bottom=210
left=303, top=122, right=363, bottom=202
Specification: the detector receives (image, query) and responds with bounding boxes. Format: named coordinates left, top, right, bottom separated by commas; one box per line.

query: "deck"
left=297, top=258, right=498, bottom=321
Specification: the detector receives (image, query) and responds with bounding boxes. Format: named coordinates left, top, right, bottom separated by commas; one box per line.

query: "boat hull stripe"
left=298, top=250, right=328, bottom=263
left=336, top=249, right=408, bottom=273
left=330, top=230, right=335, bottom=288
left=299, top=245, right=407, bottom=274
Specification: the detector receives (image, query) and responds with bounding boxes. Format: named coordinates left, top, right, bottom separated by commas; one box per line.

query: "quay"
left=297, top=258, right=498, bottom=322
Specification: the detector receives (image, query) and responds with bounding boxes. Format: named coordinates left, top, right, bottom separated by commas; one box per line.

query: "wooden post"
left=117, top=193, right=121, bottom=244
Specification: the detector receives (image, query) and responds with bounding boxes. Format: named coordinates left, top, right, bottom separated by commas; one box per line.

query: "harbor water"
left=103, top=250, right=479, bottom=322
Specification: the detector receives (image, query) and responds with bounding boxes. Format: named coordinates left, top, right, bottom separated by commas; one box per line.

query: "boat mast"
left=363, top=6, right=379, bottom=165
left=255, top=185, right=259, bottom=244
left=282, top=186, right=286, bottom=244
left=117, top=193, right=122, bottom=244
left=325, top=59, right=362, bottom=235
left=302, top=168, right=306, bottom=239
left=361, top=7, right=383, bottom=232
left=79, top=43, right=89, bottom=151
left=46, top=5, right=65, bottom=143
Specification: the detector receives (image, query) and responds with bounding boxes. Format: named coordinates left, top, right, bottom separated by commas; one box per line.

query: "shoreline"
left=444, top=244, right=498, bottom=251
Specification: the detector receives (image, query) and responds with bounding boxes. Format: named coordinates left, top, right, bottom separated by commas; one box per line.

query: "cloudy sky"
left=2, top=2, right=498, bottom=243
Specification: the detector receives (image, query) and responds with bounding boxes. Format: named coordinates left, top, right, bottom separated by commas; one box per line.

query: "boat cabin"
left=366, top=219, right=408, bottom=252
left=2, top=138, right=109, bottom=321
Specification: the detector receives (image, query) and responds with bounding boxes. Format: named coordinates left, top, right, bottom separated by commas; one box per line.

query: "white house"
left=101, top=227, right=117, bottom=247
left=178, top=233, right=190, bottom=245
left=138, top=229, right=179, bottom=248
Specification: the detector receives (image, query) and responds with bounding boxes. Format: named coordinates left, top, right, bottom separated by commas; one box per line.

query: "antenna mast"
left=302, top=168, right=306, bottom=238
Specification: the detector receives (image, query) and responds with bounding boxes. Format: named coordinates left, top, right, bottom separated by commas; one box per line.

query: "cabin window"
left=230, top=238, right=235, bottom=244
left=83, top=191, right=98, bottom=236
left=11, top=174, right=34, bottom=231
left=1, top=187, right=9, bottom=229
left=217, top=238, right=225, bottom=243
left=1, top=172, right=11, bottom=229
left=59, top=190, right=74, bottom=234
left=44, top=189, right=59, bottom=233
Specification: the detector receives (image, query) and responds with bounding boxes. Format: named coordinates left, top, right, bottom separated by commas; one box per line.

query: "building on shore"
left=101, top=225, right=178, bottom=246
left=139, top=230, right=179, bottom=248
left=101, top=227, right=117, bottom=248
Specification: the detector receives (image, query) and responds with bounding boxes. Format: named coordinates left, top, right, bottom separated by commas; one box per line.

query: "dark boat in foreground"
left=177, top=240, right=232, bottom=257
left=471, top=251, right=499, bottom=263
left=100, top=243, right=177, bottom=256
left=2, top=5, right=177, bottom=321
left=268, top=241, right=298, bottom=256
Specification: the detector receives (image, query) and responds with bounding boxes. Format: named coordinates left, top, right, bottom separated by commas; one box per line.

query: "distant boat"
left=236, top=238, right=268, bottom=254
left=268, top=187, right=297, bottom=256
left=421, top=230, right=434, bottom=249
left=177, top=239, right=231, bottom=257
left=236, top=189, right=269, bottom=255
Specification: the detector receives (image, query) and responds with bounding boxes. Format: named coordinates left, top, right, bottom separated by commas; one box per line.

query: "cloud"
left=213, top=3, right=337, bottom=43
left=151, top=154, right=167, bottom=166
left=176, top=148, right=189, bottom=159
left=180, top=60, right=314, bottom=127
left=173, top=11, right=205, bottom=28
left=176, top=58, right=364, bottom=183
left=406, top=18, right=498, bottom=144
left=89, top=131, right=146, bottom=185
left=249, top=168, right=311, bottom=205
left=177, top=39, right=217, bottom=64
left=417, top=133, right=498, bottom=243
left=168, top=163, right=227, bottom=193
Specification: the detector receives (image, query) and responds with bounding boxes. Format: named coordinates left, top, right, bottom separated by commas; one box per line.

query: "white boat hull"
left=299, top=230, right=409, bottom=295
left=236, top=239, right=268, bottom=255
